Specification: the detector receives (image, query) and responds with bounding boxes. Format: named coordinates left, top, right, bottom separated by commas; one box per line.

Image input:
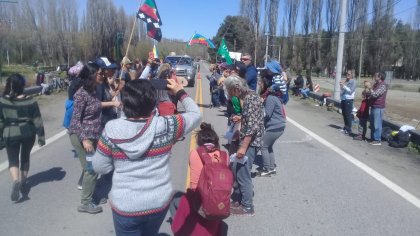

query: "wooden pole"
left=119, top=15, right=137, bottom=80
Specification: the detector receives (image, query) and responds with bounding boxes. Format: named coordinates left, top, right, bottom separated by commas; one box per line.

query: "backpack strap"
left=196, top=146, right=212, bottom=165
left=196, top=146, right=229, bottom=166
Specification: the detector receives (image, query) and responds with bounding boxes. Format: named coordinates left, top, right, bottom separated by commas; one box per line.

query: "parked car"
left=164, top=55, right=196, bottom=87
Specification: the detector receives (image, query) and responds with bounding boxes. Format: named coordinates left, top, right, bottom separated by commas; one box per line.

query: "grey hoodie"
left=93, top=95, right=201, bottom=216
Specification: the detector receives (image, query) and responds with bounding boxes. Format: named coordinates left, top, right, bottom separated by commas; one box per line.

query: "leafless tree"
left=285, top=0, right=301, bottom=69
left=240, top=0, right=261, bottom=64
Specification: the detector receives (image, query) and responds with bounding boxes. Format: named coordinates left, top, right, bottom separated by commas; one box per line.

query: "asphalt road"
left=1, top=62, right=420, bottom=235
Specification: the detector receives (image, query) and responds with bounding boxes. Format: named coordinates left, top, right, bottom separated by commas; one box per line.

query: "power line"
left=343, top=0, right=403, bottom=28
left=270, top=35, right=420, bottom=44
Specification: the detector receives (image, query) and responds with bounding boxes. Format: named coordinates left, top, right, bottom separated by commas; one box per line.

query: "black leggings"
left=6, top=136, right=36, bottom=171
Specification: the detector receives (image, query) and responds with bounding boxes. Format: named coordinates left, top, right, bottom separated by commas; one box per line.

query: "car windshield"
left=165, top=56, right=192, bottom=66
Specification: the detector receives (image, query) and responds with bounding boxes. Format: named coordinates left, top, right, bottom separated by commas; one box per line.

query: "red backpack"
left=196, top=146, right=233, bottom=220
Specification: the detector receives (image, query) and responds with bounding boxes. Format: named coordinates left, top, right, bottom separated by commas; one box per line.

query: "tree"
left=210, top=16, right=253, bottom=63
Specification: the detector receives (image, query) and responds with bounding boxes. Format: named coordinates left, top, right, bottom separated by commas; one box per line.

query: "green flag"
left=217, top=38, right=233, bottom=65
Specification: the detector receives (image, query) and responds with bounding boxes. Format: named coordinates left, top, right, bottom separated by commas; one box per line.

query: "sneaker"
left=20, top=181, right=29, bottom=196
left=370, top=141, right=382, bottom=146
left=269, top=169, right=277, bottom=176
left=11, top=181, right=21, bottom=202
left=77, top=203, right=103, bottom=214
left=257, top=169, right=271, bottom=177
left=230, top=201, right=241, bottom=209
left=230, top=205, right=255, bottom=216
left=77, top=185, right=83, bottom=190
left=98, top=198, right=108, bottom=205
left=353, top=135, right=363, bottom=141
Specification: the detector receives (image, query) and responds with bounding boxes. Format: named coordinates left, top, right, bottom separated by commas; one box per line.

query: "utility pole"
left=358, top=38, right=364, bottom=83
left=333, top=0, right=348, bottom=100
left=264, top=32, right=270, bottom=65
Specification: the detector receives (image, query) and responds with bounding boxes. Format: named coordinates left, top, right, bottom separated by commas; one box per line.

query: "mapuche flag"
left=187, top=33, right=216, bottom=48
left=217, top=38, right=233, bottom=65
left=137, top=0, right=163, bottom=41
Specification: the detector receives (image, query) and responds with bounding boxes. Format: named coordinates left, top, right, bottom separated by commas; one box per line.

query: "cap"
left=265, top=60, right=282, bottom=74
left=121, top=56, right=132, bottom=65
left=220, top=62, right=234, bottom=70
left=69, top=61, right=84, bottom=76
left=89, top=57, right=117, bottom=69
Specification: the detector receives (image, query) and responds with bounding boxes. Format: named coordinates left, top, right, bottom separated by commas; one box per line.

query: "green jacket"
left=0, top=96, right=45, bottom=147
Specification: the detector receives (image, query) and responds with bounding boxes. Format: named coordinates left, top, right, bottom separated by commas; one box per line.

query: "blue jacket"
left=245, top=65, right=258, bottom=91
left=63, top=99, right=73, bottom=129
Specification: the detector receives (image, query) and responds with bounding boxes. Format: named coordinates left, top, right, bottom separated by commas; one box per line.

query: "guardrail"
left=307, top=91, right=420, bottom=145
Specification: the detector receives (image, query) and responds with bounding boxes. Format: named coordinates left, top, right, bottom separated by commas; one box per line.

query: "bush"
left=408, top=142, right=420, bottom=155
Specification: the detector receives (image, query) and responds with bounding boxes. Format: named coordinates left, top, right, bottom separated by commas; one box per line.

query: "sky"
left=113, top=0, right=240, bottom=41
left=78, top=0, right=417, bottom=41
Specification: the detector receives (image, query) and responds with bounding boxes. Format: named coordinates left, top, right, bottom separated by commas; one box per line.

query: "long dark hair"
left=195, top=122, right=219, bottom=148
left=3, top=73, right=26, bottom=99
left=79, top=64, right=99, bottom=94
left=258, top=77, right=272, bottom=95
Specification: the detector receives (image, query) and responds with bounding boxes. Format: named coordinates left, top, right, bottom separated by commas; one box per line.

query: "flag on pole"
left=187, top=33, right=215, bottom=48
left=153, top=44, right=159, bottom=59
left=217, top=38, right=233, bottom=65
left=137, top=0, right=163, bottom=41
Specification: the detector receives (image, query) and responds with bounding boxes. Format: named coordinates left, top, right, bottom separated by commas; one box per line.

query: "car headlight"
left=187, top=68, right=193, bottom=74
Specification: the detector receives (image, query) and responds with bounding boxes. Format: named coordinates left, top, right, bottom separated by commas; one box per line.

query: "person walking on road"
left=257, top=77, right=286, bottom=177
left=68, top=63, right=120, bottom=214
left=93, top=79, right=201, bottom=236
left=224, top=75, right=264, bottom=216
left=0, top=73, right=45, bottom=202
left=369, top=72, right=388, bottom=146
left=340, top=70, right=357, bottom=135
left=240, top=53, right=258, bottom=91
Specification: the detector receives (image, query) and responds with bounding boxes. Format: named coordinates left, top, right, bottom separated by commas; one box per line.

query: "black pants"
left=341, top=99, right=354, bottom=133
left=6, top=136, right=36, bottom=171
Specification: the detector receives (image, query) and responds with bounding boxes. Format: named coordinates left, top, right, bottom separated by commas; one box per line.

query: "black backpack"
left=381, top=127, right=393, bottom=141
left=388, top=131, right=411, bottom=148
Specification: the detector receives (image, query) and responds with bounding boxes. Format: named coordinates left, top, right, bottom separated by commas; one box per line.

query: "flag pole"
left=119, top=14, right=137, bottom=80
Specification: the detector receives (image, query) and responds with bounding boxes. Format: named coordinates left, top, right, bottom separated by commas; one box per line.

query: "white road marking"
left=278, top=134, right=313, bottom=144
left=287, top=117, right=420, bottom=209
left=0, top=130, right=68, bottom=173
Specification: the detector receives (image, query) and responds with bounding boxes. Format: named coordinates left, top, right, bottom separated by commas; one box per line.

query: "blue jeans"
left=112, top=207, right=168, bottom=236
left=341, top=99, right=354, bottom=133
left=282, top=88, right=289, bottom=104
left=230, top=146, right=258, bottom=208
left=370, top=108, right=384, bottom=141
left=300, top=88, right=310, bottom=98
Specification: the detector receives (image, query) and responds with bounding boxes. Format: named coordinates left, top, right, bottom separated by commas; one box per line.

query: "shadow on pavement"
left=17, top=167, right=66, bottom=203
left=329, top=124, right=342, bottom=130
left=197, top=103, right=212, bottom=108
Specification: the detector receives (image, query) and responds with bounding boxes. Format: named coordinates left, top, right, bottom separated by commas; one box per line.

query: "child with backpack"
left=354, top=81, right=371, bottom=141
left=171, top=122, right=232, bottom=236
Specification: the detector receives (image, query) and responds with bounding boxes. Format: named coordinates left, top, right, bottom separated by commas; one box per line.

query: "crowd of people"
left=339, top=71, right=388, bottom=146
left=0, top=51, right=295, bottom=235
left=0, top=49, right=390, bottom=235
